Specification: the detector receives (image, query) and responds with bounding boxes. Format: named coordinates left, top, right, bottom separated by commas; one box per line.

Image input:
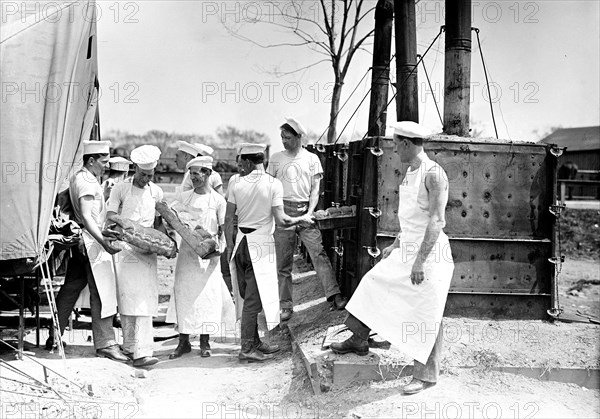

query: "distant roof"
left=541, top=126, right=600, bottom=151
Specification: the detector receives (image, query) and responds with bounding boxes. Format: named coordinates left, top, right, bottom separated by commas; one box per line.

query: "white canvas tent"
left=1, top=0, right=100, bottom=269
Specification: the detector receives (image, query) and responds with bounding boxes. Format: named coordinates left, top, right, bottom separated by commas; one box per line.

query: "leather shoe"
left=280, top=308, right=293, bottom=322
left=255, top=340, right=280, bottom=354
left=169, top=340, right=191, bottom=359
left=96, top=345, right=129, bottom=362
left=45, top=337, right=67, bottom=351
left=330, top=334, right=369, bottom=356
left=133, top=356, right=159, bottom=367
left=239, top=348, right=274, bottom=363
left=199, top=335, right=211, bottom=358
left=332, top=294, right=348, bottom=310
left=402, top=378, right=435, bottom=395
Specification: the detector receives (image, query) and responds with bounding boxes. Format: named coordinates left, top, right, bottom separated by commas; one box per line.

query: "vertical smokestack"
left=443, top=0, right=472, bottom=136
left=395, top=0, right=418, bottom=122
left=368, top=0, right=394, bottom=136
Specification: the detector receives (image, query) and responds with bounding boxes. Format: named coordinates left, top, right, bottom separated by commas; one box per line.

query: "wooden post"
left=443, top=0, right=472, bottom=135
left=368, top=0, right=394, bottom=136
left=395, top=0, right=419, bottom=122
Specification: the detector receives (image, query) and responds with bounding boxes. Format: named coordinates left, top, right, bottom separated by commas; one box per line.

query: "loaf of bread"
left=103, top=215, right=177, bottom=258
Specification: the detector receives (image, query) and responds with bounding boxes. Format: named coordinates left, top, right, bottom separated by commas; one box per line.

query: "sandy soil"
left=1, top=251, right=598, bottom=419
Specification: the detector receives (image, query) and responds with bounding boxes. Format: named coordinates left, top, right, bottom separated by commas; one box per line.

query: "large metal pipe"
left=395, top=0, right=419, bottom=122
left=367, top=0, right=394, bottom=136
left=443, top=0, right=472, bottom=136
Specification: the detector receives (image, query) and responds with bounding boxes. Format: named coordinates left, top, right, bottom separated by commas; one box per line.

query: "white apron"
left=113, top=184, right=159, bottom=316
left=229, top=223, right=280, bottom=330
left=346, top=155, right=454, bottom=364
left=165, top=191, right=235, bottom=334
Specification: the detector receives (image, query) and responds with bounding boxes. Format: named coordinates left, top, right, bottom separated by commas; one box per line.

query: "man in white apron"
left=267, top=117, right=348, bottom=321
left=225, top=143, right=313, bottom=363
left=50, top=140, right=127, bottom=362
left=102, top=156, right=131, bottom=201
left=166, top=156, right=235, bottom=359
left=107, top=145, right=164, bottom=368
left=330, top=121, right=454, bottom=395
left=176, top=141, right=224, bottom=195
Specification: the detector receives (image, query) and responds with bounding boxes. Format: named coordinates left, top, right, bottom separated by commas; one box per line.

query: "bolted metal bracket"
left=549, top=146, right=564, bottom=158
left=547, top=307, right=563, bottom=318
left=315, top=143, right=326, bottom=153
left=364, top=207, right=382, bottom=218
left=363, top=246, right=381, bottom=258
left=332, top=246, right=344, bottom=257
left=366, top=146, right=384, bottom=157
left=549, top=202, right=566, bottom=217
left=333, top=150, right=348, bottom=162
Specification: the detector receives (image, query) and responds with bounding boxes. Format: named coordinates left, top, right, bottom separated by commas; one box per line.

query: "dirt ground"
left=1, top=212, right=599, bottom=418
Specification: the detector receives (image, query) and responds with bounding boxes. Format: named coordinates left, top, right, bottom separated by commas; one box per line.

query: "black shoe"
left=280, top=308, right=293, bottom=322
left=199, top=334, right=211, bottom=358
left=169, top=340, right=192, bottom=359
left=239, top=339, right=273, bottom=363
left=96, top=345, right=129, bottom=362
left=45, top=337, right=67, bottom=351
left=332, top=294, right=348, bottom=310
left=329, top=334, right=369, bottom=356
left=133, top=356, right=159, bottom=367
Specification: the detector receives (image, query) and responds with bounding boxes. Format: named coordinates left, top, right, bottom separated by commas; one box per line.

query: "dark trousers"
left=345, top=313, right=443, bottom=383
left=52, top=242, right=117, bottom=350
left=234, top=236, right=263, bottom=341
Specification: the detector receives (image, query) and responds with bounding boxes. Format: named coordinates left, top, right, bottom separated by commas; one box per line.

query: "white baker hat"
left=390, top=121, right=435, bottom=139
left=186, top=156, right=213, bottom=171
left=193, top=143, right=214, bottom=157
left=130, top=145, right=161, bottom=170
left=282, top=117, right=307, bottom=137
left=83, top=140, right=111, bottom=155
left=176, top=140, right=200, bottom=157
left=237, top=143, right=267, bottom=155
left=108, top=156, right=131, bottom=172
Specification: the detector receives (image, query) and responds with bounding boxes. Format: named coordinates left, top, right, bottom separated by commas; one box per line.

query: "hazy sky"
left=96, top=0, right=600, bottom=150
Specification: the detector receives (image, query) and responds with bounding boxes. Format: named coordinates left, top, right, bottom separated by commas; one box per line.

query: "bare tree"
left=223, top=0, right=376, bottom=143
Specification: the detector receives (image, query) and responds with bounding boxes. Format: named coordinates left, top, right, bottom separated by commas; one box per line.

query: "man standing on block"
left=225, top=143, right=313, bottom=363
left=107, top=145, right=164, bottom=368
left=267, top=117, right=347, bottom=322
left=49, top=140, right=127, bottom=362
left=330, top=121, right=454, bottom=395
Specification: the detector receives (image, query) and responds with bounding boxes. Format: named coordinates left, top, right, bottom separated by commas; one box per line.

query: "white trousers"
left=121, top=315, right=154, bottom=359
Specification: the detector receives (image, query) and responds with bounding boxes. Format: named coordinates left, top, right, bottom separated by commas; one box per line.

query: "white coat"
left=346, top=153, right=454, bottom=364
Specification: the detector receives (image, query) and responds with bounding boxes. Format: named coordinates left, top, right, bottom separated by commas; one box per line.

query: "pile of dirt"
left=560, top=209, right=600, bottom=260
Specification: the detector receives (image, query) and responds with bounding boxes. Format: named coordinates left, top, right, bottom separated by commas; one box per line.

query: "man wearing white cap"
left=102, top=156, right=131, bottom=201
left=49, top=140, right=128, bottom=362
left=267, top=117, right=347, bottom=322
left=107, top=145, right=164, bottom=367
left=165, top=156, right=235, bottom=359
left=176, top=141, right=224, bottom=195
left=330, top=121, right=454, bottom=395
left=225, top=143, right=313, bottom=363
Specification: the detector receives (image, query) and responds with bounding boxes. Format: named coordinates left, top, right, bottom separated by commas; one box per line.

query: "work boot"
left=280, top=308, right=293, bottom=322
left=199, top=334, right=211, bottom=357
left=402, top=378, right=435, bottom=395
left=169, top=335, right=192, bottom=359
left=329, top=333, right=369, bottom=356
left=253, top=327, right=280, bottom=354
left=238, top=339, right=273, bottom=363
left=332, top=293, right=348, bottom=310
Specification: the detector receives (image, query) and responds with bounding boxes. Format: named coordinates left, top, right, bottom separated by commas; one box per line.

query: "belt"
left=283, top=200, right=309, bottom=208
left=239, top=227, right=256, bottom=234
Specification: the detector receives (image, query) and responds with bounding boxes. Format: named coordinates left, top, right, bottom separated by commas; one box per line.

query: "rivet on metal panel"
left=366, top=147, right=384, bottom=157
left=364, top=207, right=382, bottom=218
left=483, top=211, right=490, bottom=218
left=333, top=150, right=348, bottom=162
left=461, top=211, right=467, bottom=217
left=363, top=246, right=381, bottom=258
left=549, top=146, right=564, bottom=157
